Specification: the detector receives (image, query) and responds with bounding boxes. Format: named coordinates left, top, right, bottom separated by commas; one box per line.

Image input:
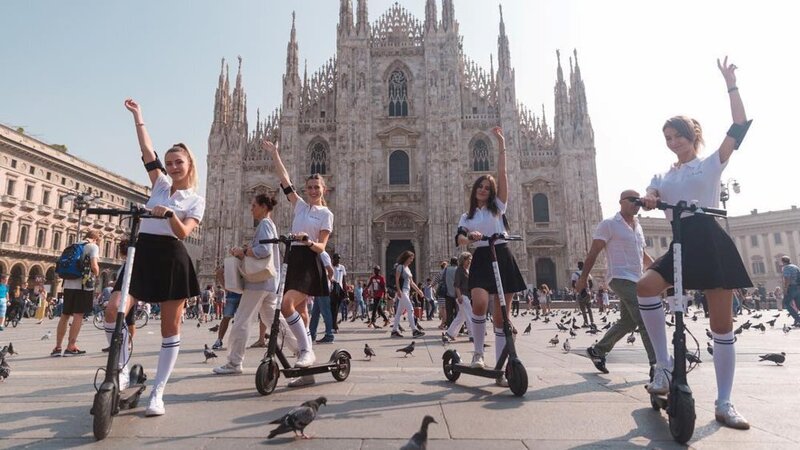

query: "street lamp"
left=62, top=189, right=97, bottom=240
left=719, top=178, right=741, bottom=233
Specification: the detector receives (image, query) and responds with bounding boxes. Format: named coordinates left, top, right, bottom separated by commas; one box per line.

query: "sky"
left=2, top=0, right=798, bottom=219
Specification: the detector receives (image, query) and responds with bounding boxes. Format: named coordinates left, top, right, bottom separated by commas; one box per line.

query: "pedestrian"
left=577, top=189, right=657, bottom=374
left=262, top=139, right=332, bottom=387
left=390, top=251, right=426, bottom=338
left=455, top=126, right=526, bottom=382
left=52, top=229, right=100, bottom=356
left=443, top=252, right=473, bottom=342
left=636, top=57, right=752, bottom=429
left=571, top=261, right=595, bottom=327
left=443, top=258, right=458, bottom=327
left=0, top=274, right=8, bottom=330
left=366, top=266, right=389, bottom=328
left=213, top=285, right=225, bottom=321
left=213, top=193, right=297, bottom=374
left=539, top=284, right=551, bottom=315
left=310, top=251, right=336, bottom=344
left=200, top=285, right=214, bottom=323
left=780, top=256, right=800, bottom=327
left=330, top=253, right=347, bottom=328
left=101, top=98, right=205, bottom=417
left=423, top=279, right=435, bottom=320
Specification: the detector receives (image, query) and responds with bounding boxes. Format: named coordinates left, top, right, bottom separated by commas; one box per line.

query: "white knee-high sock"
left=153, top=335, right=180, bottom=394
left=638, top=296, right=671, bottom=367
left=712, top=331, right=736, bottom=403
left=494, top=327, right=506, bottom=366
left=471, top=314, right=486, bottom=355
left=286, top=312, right=309, bottom=352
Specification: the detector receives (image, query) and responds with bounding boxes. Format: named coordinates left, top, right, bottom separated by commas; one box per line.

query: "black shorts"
left=284, top=245, right=329, bottom=297
left=201, top=304, right=210, bottom=313
left=648, top=215, right=752, bottom=290
left=62, top=289, right=93, bottom=315
left=468, top=243, right=527, bottom=294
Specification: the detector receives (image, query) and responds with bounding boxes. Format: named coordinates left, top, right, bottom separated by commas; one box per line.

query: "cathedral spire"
left=285, top=12, right=299, bottom=83
left=569, top=48, right=590, bottom=132
left=441, top=0, right=454, bottom=32
left=425, top=0, right=438, bottom=33
left=213, top=57, right=228, bottom=125
left=356, top=0, right=369, bottom=35
left=553, top=49, right=570, bottom=143
left=338, top=0, right=354, bottom=37
left=497, top=4, right=511, bottom=79
left=231, top=56, right=246, bottom=126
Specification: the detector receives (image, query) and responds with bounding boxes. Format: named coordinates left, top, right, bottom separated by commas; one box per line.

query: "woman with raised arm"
left=455, top=127, right=526, bottom=382
left=262, top=139, right=332, bottom=387
left=102, top=99, right=205, bottom=417
left=637, top=57, right=752, bottom=429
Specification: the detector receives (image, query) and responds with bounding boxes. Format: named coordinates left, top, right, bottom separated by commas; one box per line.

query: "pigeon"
left=752, top=323, right=766, bottom=332
left=209, top=325, right=220, bottom=332
left=197, top=322, right=201, bottom=328
left=758, top=352, right=786, bottom=365
left=397, top=341, right=416, bottom=357
left=602, top=322, right=611, bottom=330
left=203, top=344, right=217, bottom=363
left=706, top=342, right=714, bottom=356
left=686, top=353, right=702, bottom=364
left=733, top=325, right=743, bottom=335
left=548, top=334, right=559, bottom=346
left=6, top=343, right=16, bottom=356
left=441, top=333, right=449, bottom=346
left=401, top=415, right=437, bottom=450
left=601, top=316, right=608, bottom=323
left=705, top=328, right=713, bottom=339
left=783, top=323, right=791, bottom=334
left=268, top=396, right=327, bottom=439
left=556, top=322, right=567, bottom=331
left=773, top=313, right=781, bottom=318
left=752, top=313, right=762, bottom=319
left=627, top=332, right=636, bottom=344
left=543, top=317, right=550, bottom=324
left=741, top=320, right=752, bottom=330
left=691, top=315, right=698, bottom=322
left=569, top=328, right=577, bottom=338
left=41, top=331, right=51, bottom=341
left=521, top=310, right=528, bottom=316
left=585, top=328, right=601, bottom=335
left=563, top=338, right=571, bottom=352
left=767, top=318, right=777, bottom=327
left=522, top=323, right=532, bottom=335
left=571, top=323, right=580, bottom=330
left=0, top=357, right=9, bottom=381
left=364, top=343, right=376, bottom=360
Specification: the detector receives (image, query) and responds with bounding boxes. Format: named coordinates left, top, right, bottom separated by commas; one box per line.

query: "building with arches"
left=201, top=1, right=602, bottom=290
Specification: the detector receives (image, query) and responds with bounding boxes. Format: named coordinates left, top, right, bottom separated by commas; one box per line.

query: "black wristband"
left=142, top=153, right=166, bottom=173
left=281, top=183, right=295, bottom=196
left=727, top=86, right=738, bottom=93
left=455, top=227, right=468, bottom=247
left=726, top=119, right=753, bottom=150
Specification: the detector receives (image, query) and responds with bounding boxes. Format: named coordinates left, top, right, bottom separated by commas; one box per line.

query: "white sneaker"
left=119, top=366, right=130, bottom=391
left=647, top=362, right=672, bottom=395
left=144, top=390, right=165, bottom=417
left=471, top=353, right=486, bottom=369
left=295, top=350, right=316, bottom=368
left=287, top=375, right=316, bottom=387
left=715, top=400, right=750, bottom=430
left=213, top=362, right=243, bottom=375
left=495, top=376, right=509, bottom=387
left=212, top=339, right=223, bottom=350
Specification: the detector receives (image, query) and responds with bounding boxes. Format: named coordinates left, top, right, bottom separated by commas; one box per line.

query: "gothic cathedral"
left=200, top=0, right=602, bottom=291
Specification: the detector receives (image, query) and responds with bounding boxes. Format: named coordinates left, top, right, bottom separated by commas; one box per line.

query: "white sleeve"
left=186, top=196, right=205, bottom=222
left=495, top=197, right=507, bottom=214
left=592, top=219, right=611, bottom=242
left=457, top=213, right=469, bottom=229
left=321, top=209, right=333, bottom=233
left=320, top=251, right=332, bottom=268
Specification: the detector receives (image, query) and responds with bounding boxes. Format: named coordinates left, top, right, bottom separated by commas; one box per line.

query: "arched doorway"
left=29, top=265, right=44, bottom=285
left=535, top=258, right=557, bottom=291
left=10, top=263, right=25, bottom=288
left=45, top=266, right=57, bottom=295
left=386, top=240, right=416, bottom=281
left=0, top=261, right=7, bottom=277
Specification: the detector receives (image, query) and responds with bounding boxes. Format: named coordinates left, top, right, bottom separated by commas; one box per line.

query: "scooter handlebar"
left=258, top=234, right=310, bottom=244
left=633, top=199, right=727, bottom=218
left=86, top=206, right=173, bottom=218
left=475, top=233, right=523, bottom=242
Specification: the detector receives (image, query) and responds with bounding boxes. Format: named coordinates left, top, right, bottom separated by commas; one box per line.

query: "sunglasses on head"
left=622, top=196, right=640, bottom=203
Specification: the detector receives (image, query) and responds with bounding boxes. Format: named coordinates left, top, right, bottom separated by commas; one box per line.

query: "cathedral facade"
left=200, top=0, right=602, bottom=291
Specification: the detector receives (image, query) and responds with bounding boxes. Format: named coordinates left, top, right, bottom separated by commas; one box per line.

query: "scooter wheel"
left=129, top=364, right=147, bottom=385
left=668, top=389, right=696, bottom=444
left=255, top=359, right=279, bottom=396
left=92, top=388, right=115, bottom=440
left=442, top=350, right=461, bottom=382
left=506, top=359, right=528, bottom=397
left=331, top=352, right=351, bottom=381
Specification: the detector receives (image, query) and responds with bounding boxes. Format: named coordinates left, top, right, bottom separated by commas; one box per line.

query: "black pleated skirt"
left=283, top=245, right=329, bottom=297
left=113, top=233, right=200, bottom=303
left=468, top=243, right=527, bottom=294
left=649, top=215, right=752, bottom=290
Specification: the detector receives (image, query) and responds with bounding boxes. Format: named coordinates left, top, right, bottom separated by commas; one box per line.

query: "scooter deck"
left=119, top=384, right=146, bottom=408
left=452, top=364, right=504, bottom=379
left=281, top=364, right=337, bottom=377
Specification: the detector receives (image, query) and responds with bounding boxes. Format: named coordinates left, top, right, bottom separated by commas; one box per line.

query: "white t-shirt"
left=290, top=197, right=333, bottom=246
left=332, top=264, right=347, bottom=285
left=320, top=251, right=333, bottom=289
left=396, top=264, right=413, bottom=293
left=457, top=198, right=508, bottom=248
left=593, top=212, right=646, bottom=283
left=647, top=149, right=727, bottom=221
left=571, top=270, right=593, bottom=290
left=140, top=173, right=205, bottom=237
left=63, top=242, right=100, bottom=291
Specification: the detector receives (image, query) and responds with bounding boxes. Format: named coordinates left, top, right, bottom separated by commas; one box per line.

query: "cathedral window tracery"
left=389, top=150, right=410, bottom=185
left=388, top=70, right=409, bottom=117
left=309, top=141, right=329, bottom=175
left=472, top=138, right=491, bottom=171
left=533, top=193, right=550, bottom=223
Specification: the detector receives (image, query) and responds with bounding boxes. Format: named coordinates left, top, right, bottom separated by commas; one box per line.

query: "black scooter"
left=87, top=206, right=170, bottom=440
left=254, top=235, right=352, bottom=395
left=643, top=200, right=726, bottom=444
left=442, top=233, right=528, bottom=396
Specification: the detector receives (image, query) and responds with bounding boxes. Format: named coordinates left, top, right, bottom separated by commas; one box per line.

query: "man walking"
left=571, top=261, right=595, bottom=327
left=576, top=190, right=657, bottom=373
left=780, top=256, right=800, bottom=327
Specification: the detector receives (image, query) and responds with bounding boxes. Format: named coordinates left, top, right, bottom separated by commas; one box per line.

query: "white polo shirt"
left=648, top=149, right=727, bottom=221
left=593, top=212, right=646, bottom=283
left=332, top=264, right=347, bottom=285
left=290, top=197, right=333, bottom=246
left=458, top=198, right=508, bottom=248
left=140, top=173, right=205, bottom=238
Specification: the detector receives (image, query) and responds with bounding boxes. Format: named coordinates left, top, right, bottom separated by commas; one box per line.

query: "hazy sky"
left=2, top=0, right=798, bottom=219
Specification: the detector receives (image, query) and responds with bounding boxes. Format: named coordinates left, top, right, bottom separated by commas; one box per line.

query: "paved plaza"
left=1, top=306, right=799, bottom=449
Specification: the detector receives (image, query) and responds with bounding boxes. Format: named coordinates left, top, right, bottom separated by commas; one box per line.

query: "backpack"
left=55, top=243, right=88, bottom=280
left=436, top=269, right=448, bottom=298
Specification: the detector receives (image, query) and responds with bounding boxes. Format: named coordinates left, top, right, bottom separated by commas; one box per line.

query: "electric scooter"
left=87, top=206, right=171, bottom=440
left=642, top=200, right=726, bottom=444
left=442, top=233, right=528, bottom=396
left=254, top=235, right=352, bottom=395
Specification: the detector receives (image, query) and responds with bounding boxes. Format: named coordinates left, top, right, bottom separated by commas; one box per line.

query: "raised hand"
left=491, top=126, right=505, bottom=148
left=261, top=139, right=278, bottom=154
left=124, top=98, right=142, bottom=115
left=717, top=56, right=738, bottom=89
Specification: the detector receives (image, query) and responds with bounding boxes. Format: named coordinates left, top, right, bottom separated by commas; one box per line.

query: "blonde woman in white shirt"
left=102, top=99, right=205, bottom=417
left=637, top=58, right=752, bottom=430
left=261, top=140, right=332, bottom=375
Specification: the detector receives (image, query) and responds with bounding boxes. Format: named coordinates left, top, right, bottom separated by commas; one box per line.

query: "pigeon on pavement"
left=268, top=396, right=327, bottom=439
left=203, top=344, right=217, bottom=363
left=548, top=334, right=559, bottom=346
left=767, top=318, right=777, bottom=327
left=522, top=323, right=531, bottom=335
left=397, top=341, right=416, bottom=357
left=563, top=338, right=571, bottom=352
left=41, top=331, right=51, bottom=341
left=7, top=342, right=16, bottom=356
left=209, top=325, right=220, bottom=332
left=401, top=415, right=437, bottom=450
left=758, top=352, right=786, bottom=365
left=627, top=332, right=636, bottom=344
left=364, top=343, right=376, bottom=360
left=707, top=342, right=714, bottom=356
left=0, top=356, right=9, bottom=381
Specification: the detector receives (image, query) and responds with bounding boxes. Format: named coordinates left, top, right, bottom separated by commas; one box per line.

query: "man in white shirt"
left=576, top=190, right=656, bottom=374
left=571, top=262, right=595, bottom=327
left=52, top=230, right=100, bottom=356
left=330, top=253, right=347, bottom=330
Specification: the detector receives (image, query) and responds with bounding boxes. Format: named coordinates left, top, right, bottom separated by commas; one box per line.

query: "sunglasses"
left=622, top=196, right=640, bottom=203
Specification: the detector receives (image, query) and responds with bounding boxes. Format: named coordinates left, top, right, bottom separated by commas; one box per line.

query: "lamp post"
left=719, top=178, right=741, bottom=233
left=62, top=189, right=97, bottom=240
